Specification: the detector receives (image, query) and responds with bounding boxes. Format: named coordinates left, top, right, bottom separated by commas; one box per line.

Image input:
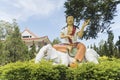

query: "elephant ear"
left=47, top=47, right=58, bottom=59
left=50, top=52, right=58, bottom=59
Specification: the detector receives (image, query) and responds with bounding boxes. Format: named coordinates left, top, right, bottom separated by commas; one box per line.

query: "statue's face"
left=66, top=16, right=74, bottom=25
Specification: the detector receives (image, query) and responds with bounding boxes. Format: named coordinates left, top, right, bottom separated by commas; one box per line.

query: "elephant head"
left=35, top=44, right=58, bottom=63
left=35, top=44, right=71, bottom=66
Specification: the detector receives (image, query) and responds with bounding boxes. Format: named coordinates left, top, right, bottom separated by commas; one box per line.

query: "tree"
left=103, top=41, right=108, bottom=56
left=52, top=37, right=61, bottom=45
left=98, top=45, right=102, bottom=56
left=64, top=0, right=120, bottom=39
left=107, top=31, right=114, bottom=57
left=90, top=44, right=93, bottom=49
left=98, top=39, right=105, bottom=47
left=93, top=43, right=98, bottom=52
left=0, top=20, right=14, bottom=40
left=5, top=20, right=29, bottom=63
left=29, top=41, right=36, bottom=59
left=97, top=39, right=105, bottom=56
left=114, top=46, right=119, bottom=58
left=115, top=36, right=120, bottom=53
left=0, top=41, right=7, bottom=65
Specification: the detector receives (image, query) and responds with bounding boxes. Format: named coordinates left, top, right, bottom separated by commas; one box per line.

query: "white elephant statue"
left=35, top=44, right=99, bottom=66
left=35, top=44, right=72, bottom=66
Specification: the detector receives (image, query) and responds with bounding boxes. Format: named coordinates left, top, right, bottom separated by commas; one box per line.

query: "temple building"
left=21, top=28, right=51, bottom=50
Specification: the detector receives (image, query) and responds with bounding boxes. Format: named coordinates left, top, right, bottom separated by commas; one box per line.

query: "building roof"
left=21, top=28, right=51, bottom=43
left=22, top=36, right=51, bottom=43
left=21, top=28, right=39, bottom=38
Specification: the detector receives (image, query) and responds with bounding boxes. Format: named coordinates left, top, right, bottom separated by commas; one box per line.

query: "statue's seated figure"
left=53, top=15, right=90, bottom=63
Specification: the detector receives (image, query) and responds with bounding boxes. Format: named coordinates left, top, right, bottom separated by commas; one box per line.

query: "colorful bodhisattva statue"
left=53, top=15, right=90, bottom=63
left=35, top=16, right=99, bottom=67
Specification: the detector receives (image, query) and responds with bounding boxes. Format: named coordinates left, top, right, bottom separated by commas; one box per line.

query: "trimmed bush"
left=0, top=57, right=120, bottom=80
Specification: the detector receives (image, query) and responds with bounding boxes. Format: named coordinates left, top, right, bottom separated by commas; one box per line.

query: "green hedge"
left=0, top=58, right=120, bottom=80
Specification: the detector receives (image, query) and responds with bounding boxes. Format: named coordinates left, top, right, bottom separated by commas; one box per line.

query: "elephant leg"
left=35, top=44, right=51, bottom=63
left=57, top=52, right=70, bottom=66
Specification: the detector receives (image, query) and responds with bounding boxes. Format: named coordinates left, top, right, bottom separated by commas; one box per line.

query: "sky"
left=0, top=0, right=120, bottom=46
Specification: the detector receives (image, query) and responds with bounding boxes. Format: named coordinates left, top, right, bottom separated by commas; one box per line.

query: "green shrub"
left=0, top=60, right=59, bottom=80
left=53, top=65, right=68, bottom=80
left=0, top=58, right=120, bottom=80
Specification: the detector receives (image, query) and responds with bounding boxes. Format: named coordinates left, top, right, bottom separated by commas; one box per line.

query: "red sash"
left=68, top=26, right=76, bottom=44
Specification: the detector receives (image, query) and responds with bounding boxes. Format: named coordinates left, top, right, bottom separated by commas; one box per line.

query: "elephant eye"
left=44, top=52, right=48, bottom=56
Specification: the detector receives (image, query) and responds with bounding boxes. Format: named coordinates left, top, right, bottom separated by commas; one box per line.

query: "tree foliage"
left=0, top=41, right=9, bottom=65
left=4, top=20, right=29, bottom=63
left=64, top=0, right=120, bottom=39
left=0, top=20, right=14, bottom=40
left=52, top=37, right=61, bottom=45
left=115, top=36, right=120, bottom=53
left=91, top=32, right=120, bottom=58
left=29, top=41, right=36, bottom=59
left=107, top=31, right=114, bottom=57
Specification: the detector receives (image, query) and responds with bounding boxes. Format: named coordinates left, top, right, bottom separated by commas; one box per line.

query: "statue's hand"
left=68, top=35, right=73, bottom=39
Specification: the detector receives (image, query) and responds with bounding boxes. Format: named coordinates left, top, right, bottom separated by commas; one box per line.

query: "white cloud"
left=0, top=0, right=66, bottom=22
